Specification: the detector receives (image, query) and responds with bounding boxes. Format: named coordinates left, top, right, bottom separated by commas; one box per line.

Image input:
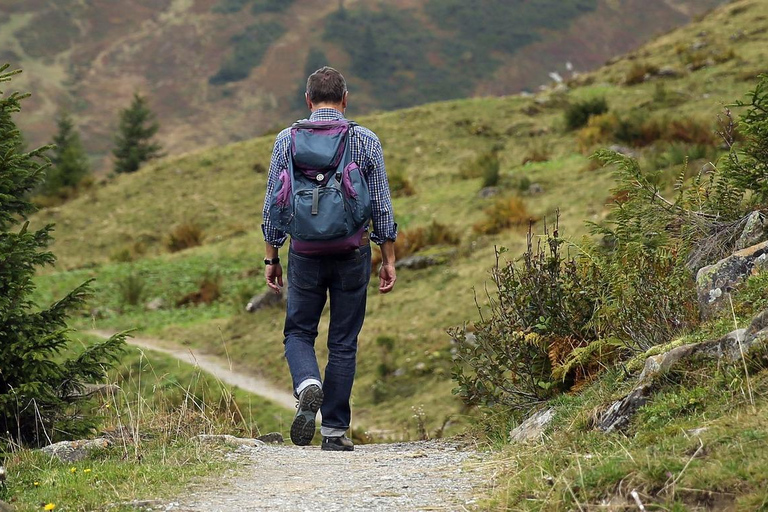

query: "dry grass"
left=166, top=222, right=205, bottom=253
left=473, top=196, right=534, bottom=235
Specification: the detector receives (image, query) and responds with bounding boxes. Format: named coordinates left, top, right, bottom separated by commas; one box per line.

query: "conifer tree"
left=0, top=65, right=125, bottom=450
left=112, top=93, right=162, bottom=174
left=43, top=110, right=90, bottom=196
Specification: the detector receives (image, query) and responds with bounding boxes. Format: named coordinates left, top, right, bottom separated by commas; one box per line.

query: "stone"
left=0, top=501, right=14, bottom=512
left=735, top=211, right=768, bottom=251
left=598, top=309, right=768, bottom=432
left=527, top=183, right=544, bottom=195
left=256, top=432, right=284, bottom=444
left=509, top=408, right=555, bottom=443
left=194, top=434, right=265, bottom=448
left=246, top=286, right=287, bottom=312
left=695, top=241, right=768, bottom=319
left=41, top=438, right=112, bottom=462
left=477, top=187, right=499, bottom=199
left=146, top=297, right=165, bottom=311
left=396, top=255, right=440, bottom=270
left=656, top=66, right=680, bottom=78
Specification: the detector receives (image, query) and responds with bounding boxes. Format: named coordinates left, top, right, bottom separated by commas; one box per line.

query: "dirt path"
left=166, top=440, right=488, bottom=511
left=88, top=330, right=297, bottom=410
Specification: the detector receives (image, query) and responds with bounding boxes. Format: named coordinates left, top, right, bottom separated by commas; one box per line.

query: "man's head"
left=305, top=66, right=347, bottom=112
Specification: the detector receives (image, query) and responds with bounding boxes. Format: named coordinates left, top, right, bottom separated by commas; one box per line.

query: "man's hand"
left=265, top=263, right=283, bottom=293
left=379, top=263, right=396, bottom=294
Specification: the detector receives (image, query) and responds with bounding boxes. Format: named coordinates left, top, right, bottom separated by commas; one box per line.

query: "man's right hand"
left=266, top=264, right=283, bottom=293
left=379, top=263, right=396, bottom=294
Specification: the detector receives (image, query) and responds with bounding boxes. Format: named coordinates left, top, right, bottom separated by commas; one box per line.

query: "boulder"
left=246, top=286, right=287, bottom=312
left=0, top=501, right=14, bottom=512
left=655, top=66, right=680, bottom=78
left=598, top=309, right=768, bottom=432
left=695, top=241, right=768, bottom=319
left=509, top=408, right=555, bottom=443
left=735, top=211, right=768, bottom=251
left=41, top=438, right=112, bottom=462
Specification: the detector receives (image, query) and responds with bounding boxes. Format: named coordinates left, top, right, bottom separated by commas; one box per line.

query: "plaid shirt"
left=261, top=108, right=397, bottom=247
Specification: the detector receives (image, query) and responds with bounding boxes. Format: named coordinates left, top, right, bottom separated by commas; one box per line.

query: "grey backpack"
left=268, top=120, right=372, bottom=255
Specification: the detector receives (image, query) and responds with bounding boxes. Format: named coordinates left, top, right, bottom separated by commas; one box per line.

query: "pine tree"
left=112, top=93, right=162, bottom=174
left=42, top=110, right=90, bottom=196
left=0, top=64, right=125, bottom=450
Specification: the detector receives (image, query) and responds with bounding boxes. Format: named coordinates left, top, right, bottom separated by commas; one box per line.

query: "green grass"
left=27, top=0, right=768, bottom=438
left=1, top=335, right=293, bottom=510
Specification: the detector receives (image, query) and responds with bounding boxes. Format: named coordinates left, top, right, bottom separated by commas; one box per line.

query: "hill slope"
left=30, top=0, right=768, bottom=436
left=4, top=0, right=725, bottom=170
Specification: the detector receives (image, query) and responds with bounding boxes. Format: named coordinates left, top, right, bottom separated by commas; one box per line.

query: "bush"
left=459, top=150, right=500, bottom=182
left=388, top=167, right=416, bottom=197
left=624, top=62, right=658, bottom=85
left=564, top=97, right=609, bottom=131
left=0, top=64, right=125, bottom=449
left=209, top=22, right=286, bottom=85
left=473, top=196, right=532, bottom=235
left=117, top=272, right=146, bottom=307
left=166, top=222, right=205, bottom=252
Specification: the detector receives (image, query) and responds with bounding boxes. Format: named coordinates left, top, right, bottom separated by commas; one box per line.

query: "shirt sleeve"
left=364, top=134, right=398, bottom=245
left=261, top=132, right=290, bottom=248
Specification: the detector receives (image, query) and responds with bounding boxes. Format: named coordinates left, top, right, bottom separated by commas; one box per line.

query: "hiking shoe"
left=290, top=384, right=323, bottom=446
left=321, top=435, right=354, bottom=452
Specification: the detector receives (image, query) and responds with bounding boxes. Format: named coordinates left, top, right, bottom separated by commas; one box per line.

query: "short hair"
left=306, top=66, right=347, bottom=104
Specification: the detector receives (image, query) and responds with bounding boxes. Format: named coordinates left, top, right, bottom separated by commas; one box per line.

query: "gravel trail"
left=167, top=440, right=488, bottom=511
left=87, top=330, right=296, bottom=410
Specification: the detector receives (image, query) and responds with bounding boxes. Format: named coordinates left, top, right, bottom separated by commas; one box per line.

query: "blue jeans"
left=283, top=245, right=371, bottom=434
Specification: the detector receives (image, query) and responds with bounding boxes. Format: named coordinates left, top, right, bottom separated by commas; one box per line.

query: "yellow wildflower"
left=69, top=467, right=77, bottom=474
left=83, top=468, right=92, bottom=474
left=34, top=481, right=40, bottom=486
left=44, top=504, right=56, bottom=511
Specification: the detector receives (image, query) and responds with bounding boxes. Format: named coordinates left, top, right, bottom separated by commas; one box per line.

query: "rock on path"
left=166, top=440, right=487, bottom=511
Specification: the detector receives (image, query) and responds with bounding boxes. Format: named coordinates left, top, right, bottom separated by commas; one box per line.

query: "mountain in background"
left=2, top=0, right=725, bottom=170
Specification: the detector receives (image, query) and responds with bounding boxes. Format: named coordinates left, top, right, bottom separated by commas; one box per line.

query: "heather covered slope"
left=29, top=0, right=768, bottom=437
left=4, top=0, right=724, bottom=170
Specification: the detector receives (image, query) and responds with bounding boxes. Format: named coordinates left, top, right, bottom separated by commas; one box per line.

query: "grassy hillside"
left=4, top=0, right=724, bottom=170
left=29, top=0, right=768, bottom=438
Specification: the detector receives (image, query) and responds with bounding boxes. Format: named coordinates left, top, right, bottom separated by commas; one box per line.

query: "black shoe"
left=321, top=435, right=354, bottom=452
left=290, top=385, right=323, bottom=446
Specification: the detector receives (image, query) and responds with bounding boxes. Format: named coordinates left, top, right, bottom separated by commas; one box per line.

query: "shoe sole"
left=321, top=443, right=354, bottom=452
left=290, top=386, right=323, bottom=446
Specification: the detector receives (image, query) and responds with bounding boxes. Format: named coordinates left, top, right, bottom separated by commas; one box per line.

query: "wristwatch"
left=264, top=257, right=280, bottom=265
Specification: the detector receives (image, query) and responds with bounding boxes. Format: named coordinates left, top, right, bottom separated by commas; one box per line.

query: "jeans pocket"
left=289, top=253, right=321, bottom=290
left=338, top=250, right=371, bottom=291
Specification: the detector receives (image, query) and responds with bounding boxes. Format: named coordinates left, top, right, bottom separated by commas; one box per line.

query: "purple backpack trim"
left=276, top=169, right=292, bottom=207
left=291, top=225, right=367, bottom=256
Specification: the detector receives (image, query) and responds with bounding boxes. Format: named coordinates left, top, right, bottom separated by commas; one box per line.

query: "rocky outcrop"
left=256, top=432, right=284, bottom=444
left=735, top=211, right=768, bottom=251
left=597, top=309, right=768, bottom=432
left=696, top=240, right=768, bottom=319
left=509, top=408, right=555, bottom=443
left=41, top=438, right=112, bottom=462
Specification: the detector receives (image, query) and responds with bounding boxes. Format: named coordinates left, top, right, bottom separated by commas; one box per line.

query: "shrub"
left=0, top=64, right=125, bottom=449
left=166, top=222, right=205, bottom=252
left=388, top=167, right=416, bottom=197
left=370, top=220, right=461, bottom=269
left=176, top=273, right=222, bottom=307
left=625, top=62, right=658, bottom=85
left=459, top=150, right=500, bottom=182
left=118, top=272, right=146, bottom=307
left=473, top=196, right=532, bottom=235
left=564, top=97, right=609, bottom=131
left=521, top=143, right=550, bottom=165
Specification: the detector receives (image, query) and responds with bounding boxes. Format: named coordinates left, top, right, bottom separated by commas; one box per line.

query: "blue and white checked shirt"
left=261, top=108, right=398, bottom=247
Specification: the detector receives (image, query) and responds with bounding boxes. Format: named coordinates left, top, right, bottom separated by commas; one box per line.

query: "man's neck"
left=311, top=103, right=344, bottom=113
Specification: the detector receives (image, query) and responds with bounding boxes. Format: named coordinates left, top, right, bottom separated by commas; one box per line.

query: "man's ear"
left=341, top=91, right=348, bottom=111
left=305, top=93, right=313, bottom=111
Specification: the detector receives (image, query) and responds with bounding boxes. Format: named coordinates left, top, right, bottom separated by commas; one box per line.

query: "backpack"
left=268, top=120, right=372, bottom=255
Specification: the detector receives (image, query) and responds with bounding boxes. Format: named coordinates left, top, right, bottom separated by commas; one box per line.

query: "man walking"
left=261, top=67, right=397, bottom=451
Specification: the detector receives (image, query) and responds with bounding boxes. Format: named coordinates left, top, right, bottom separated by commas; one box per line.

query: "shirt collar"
left=309, top=108, right=345, bottom=122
